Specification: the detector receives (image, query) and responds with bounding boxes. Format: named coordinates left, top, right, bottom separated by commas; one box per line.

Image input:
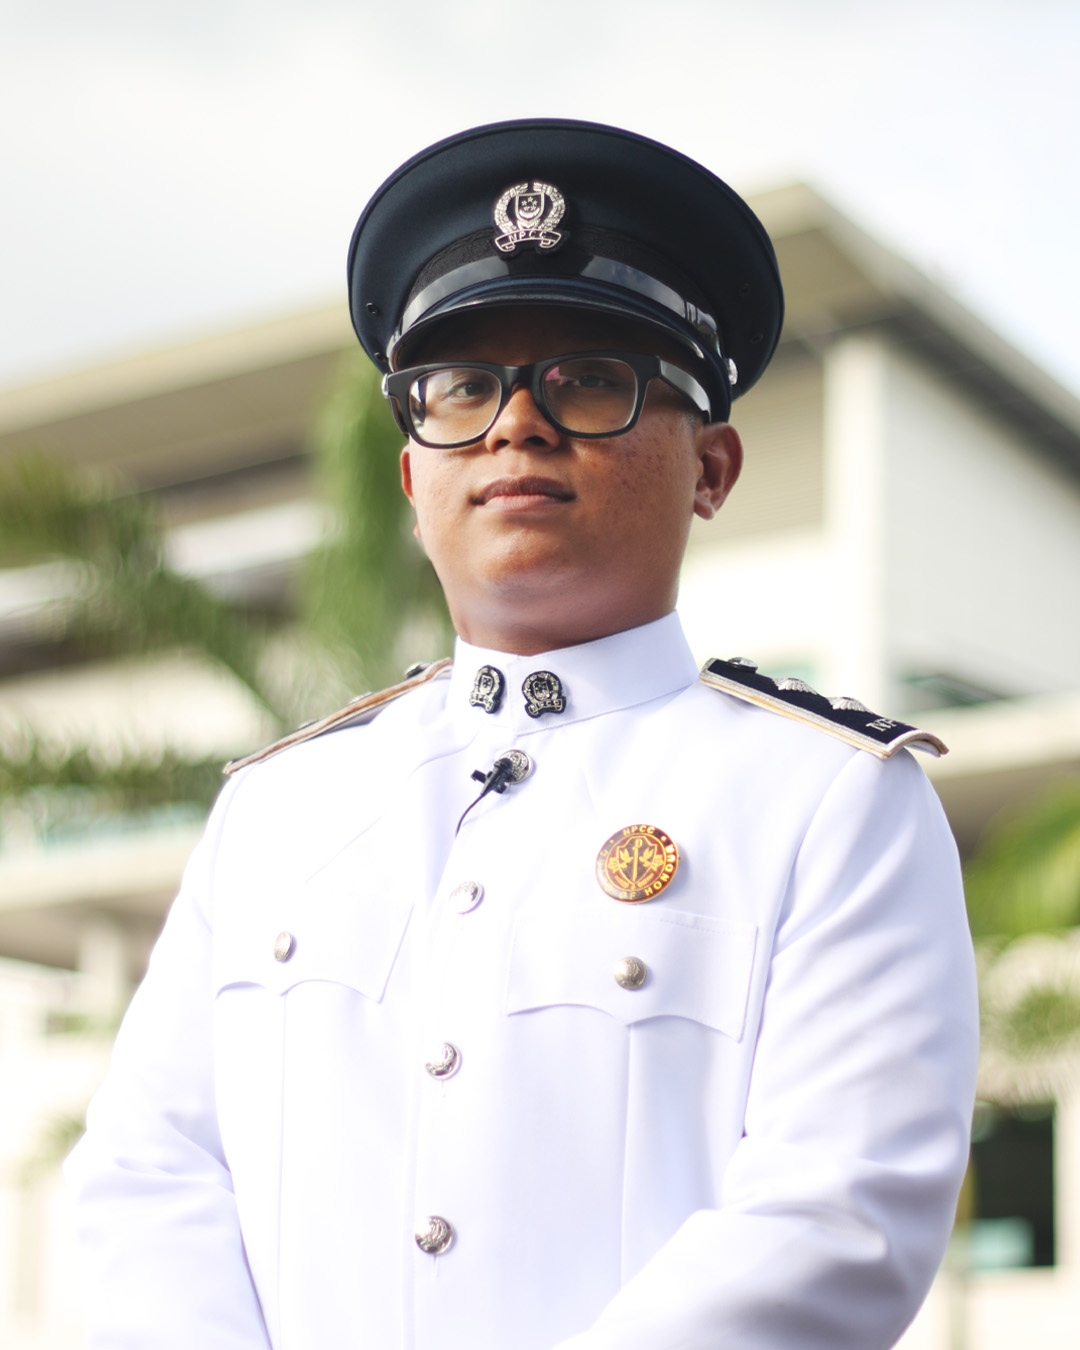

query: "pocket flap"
left=213, top=853, right=411, bottom=1001
left=506, top=905, right=757, bottom=1039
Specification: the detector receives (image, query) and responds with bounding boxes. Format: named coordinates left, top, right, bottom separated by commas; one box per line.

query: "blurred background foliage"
left=964, top=778, right=1080, bottom=1072
left=301, top=350, right=452, bottom=704
left=0, top=354, right=452, bottom=822
left=965, top=779, right=1080, bottom=942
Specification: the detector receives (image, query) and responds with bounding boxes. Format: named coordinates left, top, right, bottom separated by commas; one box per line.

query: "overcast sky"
left=2, top=0, right=1077, bottom=398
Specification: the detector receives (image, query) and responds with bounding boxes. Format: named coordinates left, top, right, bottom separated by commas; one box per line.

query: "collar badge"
left=469, top=664, right=505, bottom=714
left=596, top=824, right=680, bottom=903
left=522, top=670, right=566, bottom=718
left=493, top=180, right=566, bottom=255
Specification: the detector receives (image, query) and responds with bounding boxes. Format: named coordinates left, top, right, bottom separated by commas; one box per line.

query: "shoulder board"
left=223, top=658, right=453, bottom=776
left=699, top=657, right=948, bottom=759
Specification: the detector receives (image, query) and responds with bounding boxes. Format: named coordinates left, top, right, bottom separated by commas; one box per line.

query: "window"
left=901, top=670, right=1006, bottom=712
left=969, top=1102, right=1054, bottom=1270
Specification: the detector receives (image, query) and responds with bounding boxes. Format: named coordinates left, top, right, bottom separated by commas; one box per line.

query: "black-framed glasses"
left=382, top=351, right=711, bottom=449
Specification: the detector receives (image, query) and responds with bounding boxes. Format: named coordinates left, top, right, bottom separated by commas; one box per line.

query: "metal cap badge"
left=596, top=824, right=679, bottom=902
left=492, top=180, right=566, bottom=254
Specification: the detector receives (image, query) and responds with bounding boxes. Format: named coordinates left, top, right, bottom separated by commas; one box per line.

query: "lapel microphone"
left=456, top=753, right=531, bottom=835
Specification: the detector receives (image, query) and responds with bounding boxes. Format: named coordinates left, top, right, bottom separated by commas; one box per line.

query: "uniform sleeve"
left=553, top=748, right=979, bottom=1350
left=64, top=781, right=273, bottom=1350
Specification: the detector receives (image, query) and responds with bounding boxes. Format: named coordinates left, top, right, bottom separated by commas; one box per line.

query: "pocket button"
left=613, top=956, right=647, bottom=990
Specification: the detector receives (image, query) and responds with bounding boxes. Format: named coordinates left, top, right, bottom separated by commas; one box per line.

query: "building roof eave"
left=753, top=183, right=1080, bottom=473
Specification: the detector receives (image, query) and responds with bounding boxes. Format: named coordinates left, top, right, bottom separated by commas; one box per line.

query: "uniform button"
left=496, top=747, right=533, bottom=782
left=415, top=1215, right=454, bottom=1255
left=425, top=1042, right=461, bottom=1079
left=273, top=930, right=295, bottom=962
left=450, top=880, right=484, bottom=914
left=614, top=956, right=647, bottom=989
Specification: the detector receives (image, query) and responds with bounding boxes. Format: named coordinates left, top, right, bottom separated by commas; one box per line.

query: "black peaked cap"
left=347, top=119, right=784, bottom=421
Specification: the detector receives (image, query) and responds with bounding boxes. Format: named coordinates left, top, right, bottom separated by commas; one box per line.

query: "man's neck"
left=447, top=593, right=679, bottom=657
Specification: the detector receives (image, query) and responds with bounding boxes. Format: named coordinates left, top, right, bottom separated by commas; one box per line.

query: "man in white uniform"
left=67, top=120, right=979, bottom=1349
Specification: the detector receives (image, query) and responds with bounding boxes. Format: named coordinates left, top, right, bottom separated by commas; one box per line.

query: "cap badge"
left=522, top=670, right=566, bottom=718
left=596, top=824, right=679, bottom=903
left=469, top=664, right=505, bottom=714
left=493, top=180, right=566, bottom=255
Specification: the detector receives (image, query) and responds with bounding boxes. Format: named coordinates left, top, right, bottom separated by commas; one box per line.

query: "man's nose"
left=483, top=384, right=562, bottom=452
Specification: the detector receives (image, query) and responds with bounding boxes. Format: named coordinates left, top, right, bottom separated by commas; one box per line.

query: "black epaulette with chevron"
left=700, top=657, right=947, bottom=759
left=222, top=658, right=452, bottom=776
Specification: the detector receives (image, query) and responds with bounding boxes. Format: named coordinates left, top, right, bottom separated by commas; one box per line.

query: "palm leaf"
left=0, top=734, right=223, bottom=813
left=300, top=352, right=453, bottom=702
left=964, top=779, right=1080, bottom=940
left=0, top=453, right=283, bottom=721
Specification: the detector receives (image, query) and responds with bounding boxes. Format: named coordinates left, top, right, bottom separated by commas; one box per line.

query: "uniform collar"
left=446, top=611, right=698, bottom=735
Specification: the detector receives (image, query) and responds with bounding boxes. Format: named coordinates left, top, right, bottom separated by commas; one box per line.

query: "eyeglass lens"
left=408, top=357, right=639, bottom=445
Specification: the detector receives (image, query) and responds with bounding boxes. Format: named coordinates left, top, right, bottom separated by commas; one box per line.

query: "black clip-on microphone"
left=456, top=756, right=517, bottom=835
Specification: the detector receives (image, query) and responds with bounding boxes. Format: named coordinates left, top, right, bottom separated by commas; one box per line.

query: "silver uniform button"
left=614, top=956, right=647, bottom=989
left=495, top=747, right=533, bottom=783
left=425, top=1042, right=461, bottom=1079
left=273, top=930, right=295, bottom=962
left=450, top=880, right=484, bottom=914
left=415, top=1215, right=454, bottom=1255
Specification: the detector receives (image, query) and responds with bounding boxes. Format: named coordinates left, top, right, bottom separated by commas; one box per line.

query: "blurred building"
left=1, top=185, right=1079, bottom=1348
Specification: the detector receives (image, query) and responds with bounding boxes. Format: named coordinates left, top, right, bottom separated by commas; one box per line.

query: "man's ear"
left=400, top=446, right=422, bottom=540
left=693, top=422, right=743, bottom=521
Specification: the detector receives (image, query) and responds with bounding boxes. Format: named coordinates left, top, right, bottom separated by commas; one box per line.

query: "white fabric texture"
left=66, top=612, right=979, bottom=1349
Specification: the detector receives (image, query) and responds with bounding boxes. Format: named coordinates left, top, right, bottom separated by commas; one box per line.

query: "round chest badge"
left=596, top=824, right=679, bottom=902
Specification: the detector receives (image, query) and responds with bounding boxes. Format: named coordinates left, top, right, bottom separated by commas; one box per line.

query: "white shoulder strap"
left=223, top=658, right=453, bottom=775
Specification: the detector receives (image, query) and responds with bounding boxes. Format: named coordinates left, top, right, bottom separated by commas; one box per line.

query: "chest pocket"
left=506, top=904, right=757, bottom=1040
left=212, top=852, right=412, bottom=1002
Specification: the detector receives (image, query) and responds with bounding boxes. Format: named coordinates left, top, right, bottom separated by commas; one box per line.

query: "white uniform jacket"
left=66, top=613, right=979, bottom=1350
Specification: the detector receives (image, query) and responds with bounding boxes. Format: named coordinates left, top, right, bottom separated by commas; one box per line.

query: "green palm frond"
left=0, top=359, right=451, bottom=818
left=0, top=734, right=223, bottom=813
left=301, top=353, right=453, bottom=700
left=0, top=453, right=156, bottom=568
left=0, top=453, right=283, bottom=721
left=966, top=781, right=1080, bottom=1081
left=964, top=779, right=1080, bottom=941
left=995, top=984, right=1080, bottom=1056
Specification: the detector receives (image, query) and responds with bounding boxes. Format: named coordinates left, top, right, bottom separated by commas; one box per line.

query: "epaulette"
left=223, top=658, right=453, bottom=776
left=699, top=657, right=948, bottom=759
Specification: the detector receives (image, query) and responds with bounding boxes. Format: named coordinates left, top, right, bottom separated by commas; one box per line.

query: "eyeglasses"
left=382, top=351, right=711, bottom=449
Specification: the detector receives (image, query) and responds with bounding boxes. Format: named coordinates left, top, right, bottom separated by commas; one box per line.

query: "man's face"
left=399, top=306, right=742, bottom=654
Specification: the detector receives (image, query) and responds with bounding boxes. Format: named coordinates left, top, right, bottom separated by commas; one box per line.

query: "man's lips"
left=472, top=476, right=576, bottom=507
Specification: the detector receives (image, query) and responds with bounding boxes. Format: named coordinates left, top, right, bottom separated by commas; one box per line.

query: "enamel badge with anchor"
left=596, top=824, right=679, bottom=902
